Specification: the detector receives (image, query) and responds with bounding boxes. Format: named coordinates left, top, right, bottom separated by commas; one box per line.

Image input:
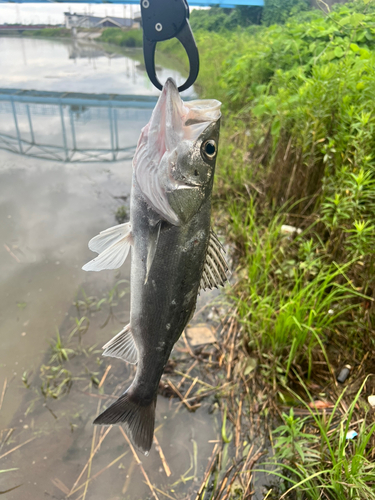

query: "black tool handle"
left=140, top=0, right=199, bottom=92
left=141, top=0, right=188, bottom=43
left=175, top=21, right=199, bottom=92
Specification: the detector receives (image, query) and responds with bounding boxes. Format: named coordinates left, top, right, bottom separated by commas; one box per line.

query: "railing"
left=0, top=89, right=159, bottom=163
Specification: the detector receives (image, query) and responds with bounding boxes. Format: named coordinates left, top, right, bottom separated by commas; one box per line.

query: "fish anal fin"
left=93, top=391, right=156, bottom=455
left=200, top=230, right=229, bottom=291
left=102, top=324, right=138, bottom=365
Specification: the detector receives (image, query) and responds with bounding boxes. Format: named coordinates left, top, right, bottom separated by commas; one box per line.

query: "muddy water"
left=0, top=36, right=221, bottom=499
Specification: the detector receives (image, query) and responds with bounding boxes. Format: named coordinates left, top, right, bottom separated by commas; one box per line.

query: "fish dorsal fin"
left=102, top=324, right=138, bottom=364
left=82, top=222, right=133, bottom=272
left=145, top=221, right=162, bottom=284
left=200, top=230, right=229, bottom=291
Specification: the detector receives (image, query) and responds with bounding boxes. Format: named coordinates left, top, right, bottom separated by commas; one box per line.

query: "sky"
left=0, top=3, right=205, bottom=26
left=0, top=3, right=139, bottom=25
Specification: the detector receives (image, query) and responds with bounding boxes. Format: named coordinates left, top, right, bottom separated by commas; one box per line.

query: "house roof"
left=64, top=13, right=133, bottom=27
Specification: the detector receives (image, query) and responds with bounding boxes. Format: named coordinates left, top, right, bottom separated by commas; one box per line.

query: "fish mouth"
left=148, top=78, right=221, bottom=159
left=162, top=77, right=180, bottom=103
left=161, top=77, right=221, bottom=131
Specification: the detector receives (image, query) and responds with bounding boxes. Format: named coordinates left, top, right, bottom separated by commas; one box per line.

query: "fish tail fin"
left=93, top=391, right=156, bottom=455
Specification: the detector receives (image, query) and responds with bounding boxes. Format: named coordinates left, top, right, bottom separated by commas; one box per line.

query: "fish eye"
left=202, top=140, right=217, bottom=160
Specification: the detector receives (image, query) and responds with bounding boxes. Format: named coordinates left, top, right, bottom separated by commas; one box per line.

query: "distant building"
left=64, top=12, right=139, bottom=29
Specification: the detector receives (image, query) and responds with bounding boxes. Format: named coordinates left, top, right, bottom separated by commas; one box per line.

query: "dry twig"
left=51, top=478, right=70, bottom=495
left=195, top=443, right=219, bottom=500
left=0, top=436, right=35, bottom=461
left=98, top=364, right=112, bottom=389
left=154, top=435, right=171, bottom=477
left=4, top=244, right=21, bottom=263
left=119, top=427, right=159, bottom=500
left=166, top=379, right=200, bottom=411
left=68, top=412, right=112, bottom=497
left=0, top=378, right=7, bottom=413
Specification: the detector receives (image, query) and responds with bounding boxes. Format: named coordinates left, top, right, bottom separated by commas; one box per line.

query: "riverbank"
left=21, top=27, right=71, bottom=38
left=20, top=27, right=143, bottom=47
left=193, top=2, right=375, bottom=498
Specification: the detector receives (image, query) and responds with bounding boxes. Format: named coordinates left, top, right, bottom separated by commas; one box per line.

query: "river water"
left=0, top=36, right=222, bottom=499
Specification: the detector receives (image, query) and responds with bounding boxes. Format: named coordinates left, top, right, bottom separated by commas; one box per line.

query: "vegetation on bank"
left=97, top=0, right=313, bottom=47
left=189, top=0, right=310, bottom=29
left=22, top=27, right=71, bottom=38
left=187, top=1, right=375, bottom=498
left=185, top=0, right=375, bottom=375
left=99, top=27, right=143, bottom=47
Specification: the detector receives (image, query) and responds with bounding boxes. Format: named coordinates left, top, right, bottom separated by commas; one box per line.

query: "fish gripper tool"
left=140, top=0, right=199, bottom=92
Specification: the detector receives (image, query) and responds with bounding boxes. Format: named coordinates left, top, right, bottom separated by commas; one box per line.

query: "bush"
left=99, top=28, right=143, bottom=48
left=262, top=0, right=311, bottom=26
left=192, top=0, right=375, bottom=370
left=190, top=6, right=263, bottom=31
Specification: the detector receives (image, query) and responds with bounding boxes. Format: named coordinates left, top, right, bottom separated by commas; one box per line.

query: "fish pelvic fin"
left=102, top=324, right=138, bottom=365
left=200, top=230, right=230, bottom=291
left=93, top=392, right=156, bottom=455
left=82, top=222, right=133, bottom=272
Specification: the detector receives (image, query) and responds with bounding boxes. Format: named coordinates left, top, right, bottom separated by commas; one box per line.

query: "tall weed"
left=191, top=0, right=375, bottom=368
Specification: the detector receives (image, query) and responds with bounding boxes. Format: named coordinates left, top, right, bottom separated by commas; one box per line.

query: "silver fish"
left=82, top=78, right=228, bottom=454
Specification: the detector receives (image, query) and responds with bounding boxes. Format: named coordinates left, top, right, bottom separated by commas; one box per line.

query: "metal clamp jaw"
left=140, top=0, right=199, bottom=92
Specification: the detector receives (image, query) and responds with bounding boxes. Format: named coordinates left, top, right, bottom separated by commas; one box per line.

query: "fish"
left=82, top=78, right=229, bottom=455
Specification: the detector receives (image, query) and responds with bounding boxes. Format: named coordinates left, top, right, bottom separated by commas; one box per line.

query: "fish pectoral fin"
left=102, top=324, right=138, bottom=364
left=200, top=230, right=230, bottom=291
left=88, top=222, right=132, bottom=254
left=82, top=223, right=133, bottom=272
left=145, top=221, right=162, bottom=284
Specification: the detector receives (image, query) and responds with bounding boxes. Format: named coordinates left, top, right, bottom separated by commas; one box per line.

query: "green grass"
left=99, top=28, right=142, bottom=48
left=259, top=380, right=375, bottom=499
left=23, top=28, right=71, bottom=38
left=184, top=0, right=375, bottom=373
left=220, top=192, right=368, bottom=385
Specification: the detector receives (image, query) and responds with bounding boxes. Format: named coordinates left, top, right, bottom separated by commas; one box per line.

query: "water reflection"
left=68, top=39, right=124, bottom=60
left=0, top=37, right=194, bottom=96
left=0, top=89, right=155, bottom=162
